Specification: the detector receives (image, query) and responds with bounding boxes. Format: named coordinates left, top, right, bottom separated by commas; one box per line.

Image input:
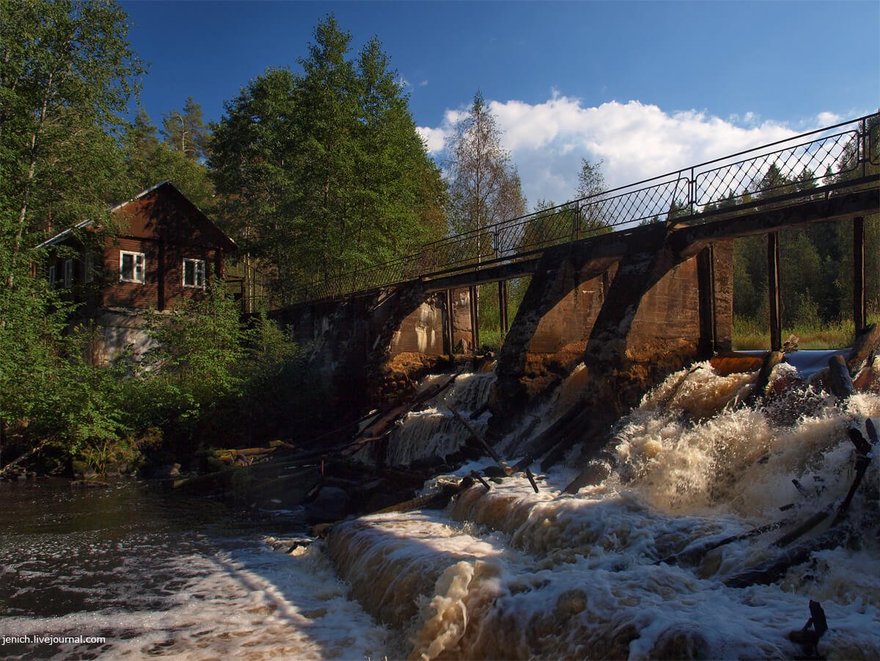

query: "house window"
left=48, top=264, right=57, bottom=288
left=183, top=258, right=206, bottom=288
left=62, top=259, right=74, bottom=288
left=119, top=251, right=145, bottom=283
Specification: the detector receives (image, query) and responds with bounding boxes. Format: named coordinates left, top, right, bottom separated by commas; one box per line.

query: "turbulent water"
left=2, top=353, right=879, bottom=659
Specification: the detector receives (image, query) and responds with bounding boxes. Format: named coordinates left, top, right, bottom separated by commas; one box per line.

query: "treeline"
left=0, top=1, right=447, bottom=472
left=730, top=131, right=879, bottom=341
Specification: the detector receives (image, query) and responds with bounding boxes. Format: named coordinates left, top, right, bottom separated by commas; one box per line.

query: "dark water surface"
left=0, top=479, right=356, bottom=659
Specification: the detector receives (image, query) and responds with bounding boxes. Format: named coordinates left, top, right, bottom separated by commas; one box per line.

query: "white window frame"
left=47, top=264, right=57, bottom=288
left=119, top=250, right=145, bottom=284
left=182, top=258, right=206, bottom=289
left=62, top=258, right=74, bottom=288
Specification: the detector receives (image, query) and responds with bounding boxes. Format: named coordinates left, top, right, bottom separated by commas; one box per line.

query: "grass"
left=733, top=314, right=878, bottom=351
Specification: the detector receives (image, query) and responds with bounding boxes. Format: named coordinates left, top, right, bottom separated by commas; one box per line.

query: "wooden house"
left=39, top=182, right=237, bottom=361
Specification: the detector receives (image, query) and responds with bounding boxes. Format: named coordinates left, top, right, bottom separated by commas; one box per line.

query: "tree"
left=162, top=96, right=209, bottom=161
left=121, top=107, right=214, bottom=208
left=446, top=92, right=526, bottom=259
left=0, top=0, right=141, bottom=459
left=210, top=16, right=445, bottom=301
left=0, top=0, right=141, bottom=288
left=576, top=157, right=609, bottom=232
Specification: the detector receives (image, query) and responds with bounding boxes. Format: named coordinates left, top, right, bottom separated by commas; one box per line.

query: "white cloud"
left=419, top=94, right=839, bottom=209
left=416, top=125, right=448, bottom=153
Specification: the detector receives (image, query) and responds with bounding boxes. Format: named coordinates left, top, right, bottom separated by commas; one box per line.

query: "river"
left=0, top=481, right=386, bottom=659
left=1, top=353, right=879, bottom=659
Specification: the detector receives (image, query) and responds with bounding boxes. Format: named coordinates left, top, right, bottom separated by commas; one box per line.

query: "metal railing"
left=288, top=111, right=878, bottom=305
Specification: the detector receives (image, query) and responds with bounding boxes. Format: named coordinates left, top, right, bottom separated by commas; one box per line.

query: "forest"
left=0, top=0, right=876, bottom=476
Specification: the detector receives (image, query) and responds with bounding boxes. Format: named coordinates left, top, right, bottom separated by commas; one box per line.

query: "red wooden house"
left=40, top=181, right=236, bottom=311
left=39, top=182, right=237, bottom=361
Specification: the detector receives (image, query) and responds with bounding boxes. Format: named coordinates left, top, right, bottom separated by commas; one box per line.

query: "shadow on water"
left=0, top=478, right=377, bottom=659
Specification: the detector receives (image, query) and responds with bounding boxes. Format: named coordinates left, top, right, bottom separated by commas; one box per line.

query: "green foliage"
left=446, top=91, right=526, bottom=239
left=732, top=127, right=880, bottom=349
left=121, top=107, right=214, bottom=208
left=210, top=15, right=445, bottom=302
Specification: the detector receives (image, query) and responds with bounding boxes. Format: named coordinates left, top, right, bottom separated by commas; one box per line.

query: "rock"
left=305, top=486, right=351, bottom=523
left=152, top=463, right=181, bottom=479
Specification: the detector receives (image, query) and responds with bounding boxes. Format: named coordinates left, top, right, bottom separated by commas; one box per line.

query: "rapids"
left=323, top=354, right=880, bottom=659
left=2, top=353, right=878, bottom=659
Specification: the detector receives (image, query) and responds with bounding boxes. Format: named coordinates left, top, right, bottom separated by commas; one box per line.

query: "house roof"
left=37, top=182, right=237, bottom=252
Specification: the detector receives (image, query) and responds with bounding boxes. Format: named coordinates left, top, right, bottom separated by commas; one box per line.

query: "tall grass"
left=733, top=314, right=878, bottom=351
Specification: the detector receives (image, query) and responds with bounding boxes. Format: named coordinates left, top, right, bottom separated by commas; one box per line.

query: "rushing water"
left=0, top=482, right=387, bottom=659
left=2, top=353, right=879, bottom=659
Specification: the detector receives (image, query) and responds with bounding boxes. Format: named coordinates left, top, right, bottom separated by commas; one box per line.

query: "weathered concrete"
left=490, top=224, right=733, bottom=437
left=277, top=223, right=733, bottom=429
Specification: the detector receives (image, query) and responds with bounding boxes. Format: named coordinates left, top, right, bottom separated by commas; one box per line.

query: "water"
left=0, top=482, right=387, bottom=659
left=3, top=353, right=879, bottom=659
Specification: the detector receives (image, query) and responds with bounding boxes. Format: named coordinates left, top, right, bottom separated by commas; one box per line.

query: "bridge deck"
left=286, top=113, right=879, bottom=307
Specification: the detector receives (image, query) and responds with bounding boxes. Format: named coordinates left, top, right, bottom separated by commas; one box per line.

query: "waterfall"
left=323, top=355, right=880, bottom=659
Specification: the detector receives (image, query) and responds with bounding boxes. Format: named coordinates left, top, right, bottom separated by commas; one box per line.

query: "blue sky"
left=122, top=0, right=880, bottom=206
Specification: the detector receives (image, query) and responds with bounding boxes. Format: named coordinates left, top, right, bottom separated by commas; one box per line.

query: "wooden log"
left=0, top=441, right=47, bottom=478
left=662, top=518, right=791, bottom=566
left=745, top=350, right=785, bottom=405
left=724, top=526, right=852, bottom=588
left=826, top=354, right=855, bottom=399
left=371, top=479, right=474, bottom=515
left=524, top=466, right=539, bottom=493
left=773, top=509, right=831, bottom=547
left=470, top=470, right=491, bottom=491
left=447, top=404, right=508, bottom=473
left=848, top=323, right=880, bottom=372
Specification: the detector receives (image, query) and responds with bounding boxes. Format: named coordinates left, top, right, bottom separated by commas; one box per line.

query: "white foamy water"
left=3, top=353, right=879, bottom=659
left=325, top=355, right=880, bottom=659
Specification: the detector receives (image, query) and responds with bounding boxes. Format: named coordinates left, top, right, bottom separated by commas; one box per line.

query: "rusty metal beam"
left=768, top=233, right=782, bottom=352
left=853, top=217, right=866, bottom=333
left=697, top=245, right=716, bottom=356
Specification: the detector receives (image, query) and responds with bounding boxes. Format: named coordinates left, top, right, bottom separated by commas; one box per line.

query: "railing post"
left=767, top=232, right=783, bottom=351
left=574, top=201, right=581, bottom=241
left=853, top=216, right=866, bottom=333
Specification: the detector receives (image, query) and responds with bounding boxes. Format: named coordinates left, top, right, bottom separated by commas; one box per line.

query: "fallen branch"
left=724, top=526, right=852, bottom=588
left=826, top=354, right=854, bottom=399
left=0, top=441, right=48, bottom=478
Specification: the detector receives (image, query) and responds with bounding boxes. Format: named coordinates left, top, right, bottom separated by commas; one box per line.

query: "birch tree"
left=445, top=92, right=526, bottom=256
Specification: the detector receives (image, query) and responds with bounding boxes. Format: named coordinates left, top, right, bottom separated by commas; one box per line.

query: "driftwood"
left=826, top=354, right=855, bottom=399
left=788, top=600, right=828, bottom=659
left=524, top=466, right=539, bottom=493
left=350, top=371, right=461, bottom=448
left=744, top=350, right=785, bottom=406
left=662, top=518, right=792, bottom=566
left=371, top=479, right=471, bottom=515
left=725, top=423, right=875, bottom=587
left=724, top=526, right=852, bottom=588
left=470, top=470, right=491, bottom=491
left=0, top=441, right=48, bottom=478
left=447, top=404, right=509, bottom=474
left=847, top=323, right=880, bottom=372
